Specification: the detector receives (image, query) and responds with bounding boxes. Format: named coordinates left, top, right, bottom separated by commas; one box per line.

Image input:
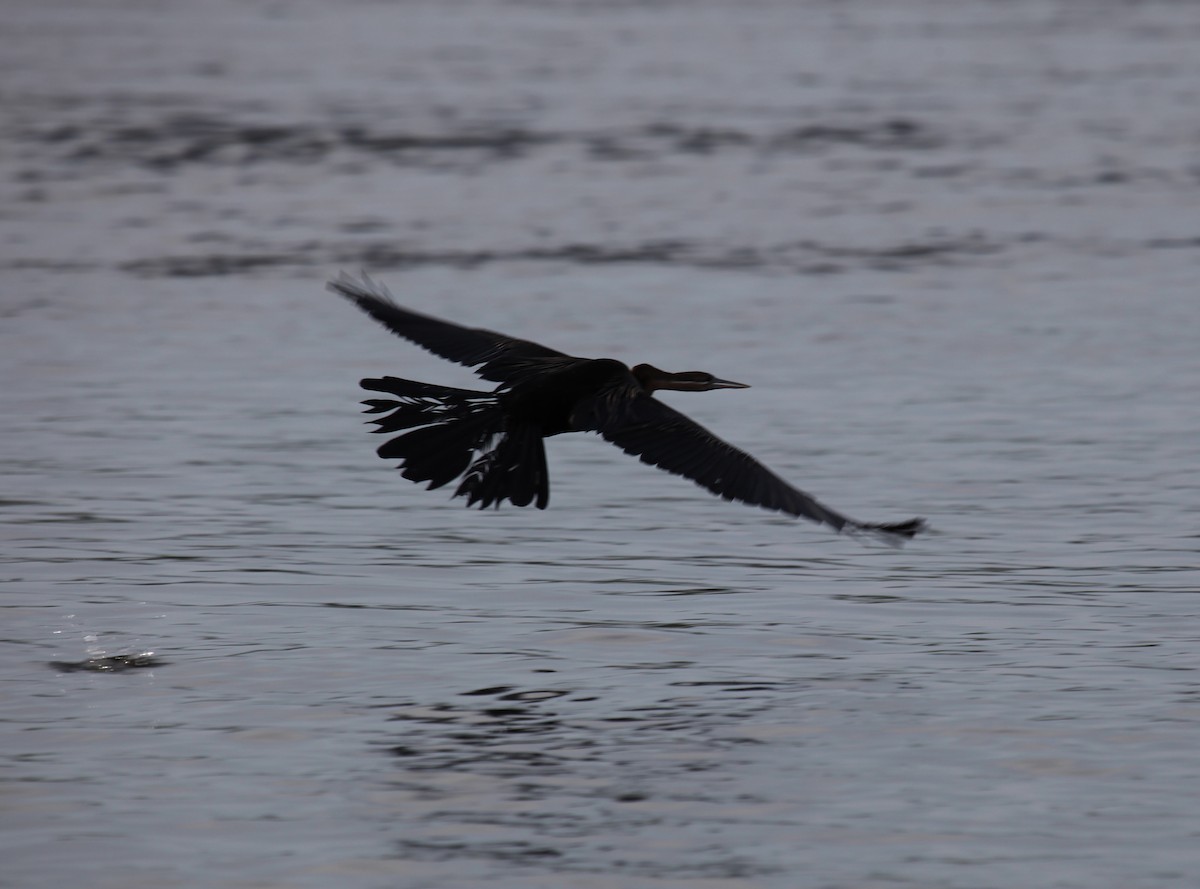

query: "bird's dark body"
left=330, top=272, right=925, bottom=542
left=500, top=358, right=630, bottom=436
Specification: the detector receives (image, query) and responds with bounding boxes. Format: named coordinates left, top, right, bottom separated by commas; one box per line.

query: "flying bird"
left=329, top=272, right=925, bottom=542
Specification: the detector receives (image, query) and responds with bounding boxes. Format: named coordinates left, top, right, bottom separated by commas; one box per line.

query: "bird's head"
left=632, top=363, right=751, bottom=393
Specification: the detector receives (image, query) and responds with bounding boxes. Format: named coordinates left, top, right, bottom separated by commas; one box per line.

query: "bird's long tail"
left=360, top=376, right=549, bottom=509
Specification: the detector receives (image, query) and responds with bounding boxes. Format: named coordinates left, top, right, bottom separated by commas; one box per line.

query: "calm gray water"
left=3, top=2, right=1199, bottom=887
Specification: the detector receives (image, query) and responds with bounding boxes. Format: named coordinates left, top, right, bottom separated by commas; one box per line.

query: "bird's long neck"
left=631, top=363, right=748, bottom=393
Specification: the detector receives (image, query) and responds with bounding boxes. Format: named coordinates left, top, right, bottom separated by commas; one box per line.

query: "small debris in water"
left=49, top=652, right=164, bottom=673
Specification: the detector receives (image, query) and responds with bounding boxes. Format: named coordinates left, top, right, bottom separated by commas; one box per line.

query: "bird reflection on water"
left=329, top=272, right=925, bottom=542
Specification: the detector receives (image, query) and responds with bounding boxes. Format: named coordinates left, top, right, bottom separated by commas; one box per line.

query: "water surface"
left=2, top=2, right=1199, bottom=887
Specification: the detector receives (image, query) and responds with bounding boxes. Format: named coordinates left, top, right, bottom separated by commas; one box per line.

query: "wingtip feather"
left=326, top=270, right=397, bottom=306
left=845, top=517, right=928, bottom=546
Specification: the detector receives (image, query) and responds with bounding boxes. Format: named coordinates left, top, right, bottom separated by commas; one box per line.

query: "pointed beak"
left=711, top=377, right=750, bottom=389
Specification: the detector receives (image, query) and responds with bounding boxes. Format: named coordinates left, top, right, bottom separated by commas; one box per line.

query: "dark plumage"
left=329, top=272, right=926, bottom=542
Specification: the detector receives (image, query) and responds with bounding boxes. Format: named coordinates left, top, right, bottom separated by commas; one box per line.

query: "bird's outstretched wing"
left=578, top=389, right=925, bottom=542
left=328, top=271, right=569, bottom=384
